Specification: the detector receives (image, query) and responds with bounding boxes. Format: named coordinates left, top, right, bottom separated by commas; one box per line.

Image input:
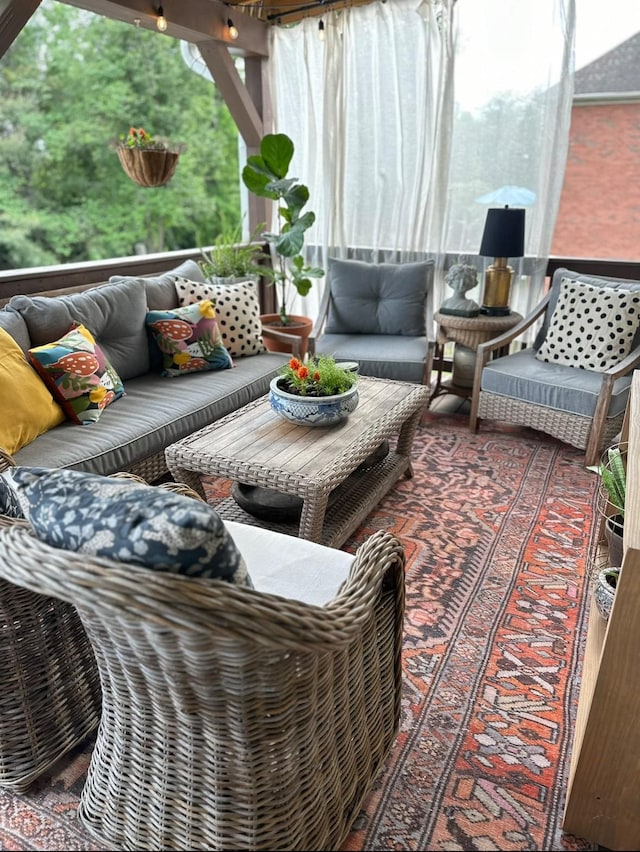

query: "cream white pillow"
left=174, top=276, right=265, bottom=358
left=536, top=278, right=640, bottom=372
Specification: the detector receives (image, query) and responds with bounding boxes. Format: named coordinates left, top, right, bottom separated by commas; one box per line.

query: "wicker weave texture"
left=0, top=519, right=101, bottom=791
left=477, top=391, right=623, bottom=454
left=0, top=525, right=405, bottom=851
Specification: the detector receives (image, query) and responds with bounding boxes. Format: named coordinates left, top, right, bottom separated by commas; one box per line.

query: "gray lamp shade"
left=479, top=206, right=525, bottom=258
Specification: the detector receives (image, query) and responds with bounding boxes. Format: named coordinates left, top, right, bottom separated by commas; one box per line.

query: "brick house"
left=551, top=32, right=640, bottom=261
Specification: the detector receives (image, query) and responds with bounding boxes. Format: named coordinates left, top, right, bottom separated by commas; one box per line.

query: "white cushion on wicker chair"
left=226, top=520, right=353, bottom=606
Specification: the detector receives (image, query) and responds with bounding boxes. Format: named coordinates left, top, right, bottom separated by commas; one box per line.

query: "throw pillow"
left=536, top=278, right=640, bottom=372
left=174, top=276, right=266, bottom=358
left=0, top=327, right=65, bottom=455
left=325, top=258, right=434, bottom=336
left=9, top=466, right=252, bottom=586
left=0, top=469, right=25, bottom=519
left=28, top=324, right=125, bottom=425
left=146, top=300, right=233, bottom=377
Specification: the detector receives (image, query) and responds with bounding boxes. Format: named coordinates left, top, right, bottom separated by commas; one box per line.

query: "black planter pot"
left=604, top=515, right=624, bottom=567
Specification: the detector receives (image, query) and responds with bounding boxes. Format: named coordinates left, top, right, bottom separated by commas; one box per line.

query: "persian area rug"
left=0, top=414, right=600, bottom=852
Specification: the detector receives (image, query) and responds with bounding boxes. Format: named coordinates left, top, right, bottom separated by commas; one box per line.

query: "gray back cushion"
left=535, top=267, right=640, bottom=351
left=7, top=278, right=149, bottom=380
left=325, top=258, right=434, bottom=336
left=110, top=259, right=206, bottom=311
left=0, top=308, right=31, bottom=353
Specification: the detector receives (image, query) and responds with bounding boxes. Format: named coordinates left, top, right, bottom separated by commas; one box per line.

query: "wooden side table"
left=430, top=311, right=523, bottom=404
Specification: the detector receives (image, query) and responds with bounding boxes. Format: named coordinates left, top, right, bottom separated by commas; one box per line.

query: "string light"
left=227, top=18, right=239, bottom=40
left=318, top=19, right=326, bottom=40
left=156, top=6, right=168, bottom=31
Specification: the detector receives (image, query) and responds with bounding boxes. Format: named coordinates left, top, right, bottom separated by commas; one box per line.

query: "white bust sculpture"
left=439, top=263, right=480, bottom=317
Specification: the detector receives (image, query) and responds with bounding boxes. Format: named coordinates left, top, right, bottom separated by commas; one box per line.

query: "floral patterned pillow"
left=146, top=300, right=233, bottom=377
left=9, top=466, right=252, bottom=586
left=28, top=324, right=125, bottom=425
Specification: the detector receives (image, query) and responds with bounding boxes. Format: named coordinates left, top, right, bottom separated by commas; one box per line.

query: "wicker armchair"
left=469, top=267, right=640, bottom=467
left=0, top=448, right=102, bottom=791
left=0, top=520, right=405, bottom=851
left=0, top=455, right=206, bottom=793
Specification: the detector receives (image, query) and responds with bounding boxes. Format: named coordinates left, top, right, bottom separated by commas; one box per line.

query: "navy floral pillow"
left=9, top=467, right=251, bottom=586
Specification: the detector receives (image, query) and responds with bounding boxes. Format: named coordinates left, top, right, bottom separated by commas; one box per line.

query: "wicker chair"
left=469, top=267, right=640, bottom=467
left=0, top=449, right=102, bottom=791
left=0, top=520, right=405, bottom=851
left=311, top=257, right=435, bottom=384
left=0, top=455, right=207, bottom=793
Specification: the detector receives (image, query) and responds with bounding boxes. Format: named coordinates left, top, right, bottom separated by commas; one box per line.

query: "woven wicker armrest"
left=0, top=524, right=405, bottom=849
left=0, top=448, right=16, bottom=473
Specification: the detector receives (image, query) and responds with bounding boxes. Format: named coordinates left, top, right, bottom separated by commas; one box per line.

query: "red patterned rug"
left=0, top=413, right=599, bottom=851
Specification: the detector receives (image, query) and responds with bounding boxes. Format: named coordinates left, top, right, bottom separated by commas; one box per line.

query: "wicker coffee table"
left=165, top=376, right=430, bottom=548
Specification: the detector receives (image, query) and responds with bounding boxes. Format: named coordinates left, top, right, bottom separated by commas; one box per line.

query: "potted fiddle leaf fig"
left=242, top=133, right=323, bottom=354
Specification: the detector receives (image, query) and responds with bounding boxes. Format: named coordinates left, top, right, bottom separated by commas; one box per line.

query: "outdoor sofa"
left=0, top=259, right=290, bottom=481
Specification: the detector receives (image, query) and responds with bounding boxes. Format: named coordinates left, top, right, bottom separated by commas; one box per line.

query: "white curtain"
left=269, top=0, right=575, bottom=339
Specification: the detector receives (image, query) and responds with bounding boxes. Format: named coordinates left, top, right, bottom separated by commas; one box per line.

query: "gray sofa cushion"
left=7, top=278, right=149, bottom=381
left=11, top=352, right=288, bottom=476
left=315, top=333, right=428, bottom=384
left=0, top=309, right=31, bottom=354
left=110, top=259, right=205, bottom=311
left=325, top=258, right=434, bottom=336
left=481, top=348, right=631, bottom=418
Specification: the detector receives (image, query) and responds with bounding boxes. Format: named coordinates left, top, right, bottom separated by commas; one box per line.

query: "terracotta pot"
left=260, top=314, right=313, bottom=358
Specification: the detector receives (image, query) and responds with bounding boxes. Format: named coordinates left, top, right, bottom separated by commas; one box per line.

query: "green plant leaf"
left=260, top=133, right=294, bottom=179
left=275, top=228, right=305, bottom=257
left=241, top=166, right=279, bottom=200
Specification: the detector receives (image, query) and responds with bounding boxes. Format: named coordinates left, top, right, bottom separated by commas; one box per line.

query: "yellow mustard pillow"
left=0, top=326, right=65, bottom=455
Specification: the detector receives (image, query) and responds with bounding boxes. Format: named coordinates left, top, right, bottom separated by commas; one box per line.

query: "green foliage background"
left=0, top=0, right=241, bottom=270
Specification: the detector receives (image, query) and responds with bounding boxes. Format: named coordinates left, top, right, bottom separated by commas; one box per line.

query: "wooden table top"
left=165, top=376, right=430, bottom=494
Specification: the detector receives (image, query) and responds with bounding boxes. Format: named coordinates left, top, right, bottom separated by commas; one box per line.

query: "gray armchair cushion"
left=315, top=333, right=428, bottom=384
left=325, top=258, right=434, bottom=336
left=481, top=348, right=631, bottom=418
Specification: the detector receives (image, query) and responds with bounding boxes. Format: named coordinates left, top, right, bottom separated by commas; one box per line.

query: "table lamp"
left=478, top=206, right=525, bottom=315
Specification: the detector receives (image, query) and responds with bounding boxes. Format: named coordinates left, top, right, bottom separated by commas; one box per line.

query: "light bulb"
left=156, top=6, right=168, bottom=32
left=227, top=18, right=239, bottom=40
left=318, top=19, right=326, bottom=41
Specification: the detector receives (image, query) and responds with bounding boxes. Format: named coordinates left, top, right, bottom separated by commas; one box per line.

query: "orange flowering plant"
left=117, top=126, right=185, bottom=153
left=278, top=355, right=358, bottom=397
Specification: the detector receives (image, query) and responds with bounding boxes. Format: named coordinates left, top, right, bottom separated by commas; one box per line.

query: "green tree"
left=0, top=0, right=241, bottom=269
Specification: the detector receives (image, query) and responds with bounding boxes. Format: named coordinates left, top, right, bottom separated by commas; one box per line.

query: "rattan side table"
left=430, top=311, right=523, bottom=403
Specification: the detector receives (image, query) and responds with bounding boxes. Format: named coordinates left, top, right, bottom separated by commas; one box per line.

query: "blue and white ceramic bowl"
left=269, top=377, right=359, bottom=426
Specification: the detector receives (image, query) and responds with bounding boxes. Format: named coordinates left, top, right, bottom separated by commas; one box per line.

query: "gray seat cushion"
left=324, top=258, right=434, bottom=336
left=11, top=352, right=288, bottom=475
left=315, top=333, right=428, bottom=383
left=481, top=348, right=631, bottom=418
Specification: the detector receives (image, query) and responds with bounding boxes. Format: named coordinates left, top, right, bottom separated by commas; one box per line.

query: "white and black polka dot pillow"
left=174, top=276, right=265, bottom=358
left=536, top=277, right=640, bottom=372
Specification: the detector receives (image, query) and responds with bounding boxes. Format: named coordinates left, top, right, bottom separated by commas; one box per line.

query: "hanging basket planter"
left=116, top=147, right=181, bottom=188
left=114, top=127, right=185, bottom=188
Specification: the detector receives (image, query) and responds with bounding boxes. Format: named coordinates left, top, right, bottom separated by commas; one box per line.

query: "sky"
left=455, top=0, right=640, bottom=110
left=575, top=0, right=640, bottom=67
